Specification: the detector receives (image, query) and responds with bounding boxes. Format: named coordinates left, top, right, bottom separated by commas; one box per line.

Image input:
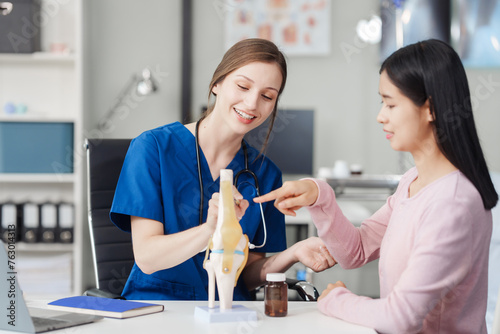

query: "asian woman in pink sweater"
left=255, top=39, right=498, bottom=333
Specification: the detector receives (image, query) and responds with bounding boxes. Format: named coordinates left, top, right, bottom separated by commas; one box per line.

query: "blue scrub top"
left=110, top=122, right=286, bottom=300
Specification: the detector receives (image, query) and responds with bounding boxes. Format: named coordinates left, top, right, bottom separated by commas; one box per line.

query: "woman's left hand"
left=292, top=237, right=336, bottom=272
left=318, top=281, right=346, bottom=301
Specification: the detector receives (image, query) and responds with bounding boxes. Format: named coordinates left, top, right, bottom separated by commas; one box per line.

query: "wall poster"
left=224, top=0, right=331, bottom=56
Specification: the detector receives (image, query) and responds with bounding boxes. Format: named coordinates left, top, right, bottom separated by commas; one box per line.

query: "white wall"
left=83, top=0, right=182, bottom=140
left=84, top=0, right=500, bottom=175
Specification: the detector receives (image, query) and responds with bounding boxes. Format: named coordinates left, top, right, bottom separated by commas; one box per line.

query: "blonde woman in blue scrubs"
left=110, top=39, right=335, bottom=300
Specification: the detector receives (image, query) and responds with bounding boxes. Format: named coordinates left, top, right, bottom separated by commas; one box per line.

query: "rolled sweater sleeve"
left=307, top=179, right=391, bottom=269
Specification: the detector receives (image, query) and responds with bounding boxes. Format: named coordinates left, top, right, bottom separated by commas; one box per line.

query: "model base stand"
left=194, top=305, right=257, bottom=323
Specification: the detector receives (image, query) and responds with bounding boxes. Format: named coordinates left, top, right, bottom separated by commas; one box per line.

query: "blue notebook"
left=48, top=296, right=164, bottom=319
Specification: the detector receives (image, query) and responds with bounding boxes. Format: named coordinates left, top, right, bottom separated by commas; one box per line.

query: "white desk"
left=5, top=300, right=376, bottom=334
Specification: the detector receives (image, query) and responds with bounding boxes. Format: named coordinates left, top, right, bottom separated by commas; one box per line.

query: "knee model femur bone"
left=203, top=169, right=249, bottom=310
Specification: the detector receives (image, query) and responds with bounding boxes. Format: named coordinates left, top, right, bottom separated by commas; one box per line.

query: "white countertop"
left=3, top=299, right=376, bottom=334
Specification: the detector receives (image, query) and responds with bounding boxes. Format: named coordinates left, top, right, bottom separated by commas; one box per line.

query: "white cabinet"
left=0, top=0, right=83, bottom=298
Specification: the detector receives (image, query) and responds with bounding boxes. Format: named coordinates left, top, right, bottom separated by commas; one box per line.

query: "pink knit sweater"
left=309, top=168, right=492, bottom=333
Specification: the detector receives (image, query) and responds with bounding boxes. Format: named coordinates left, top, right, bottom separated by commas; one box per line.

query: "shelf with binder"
left=0, top=202, right=75, bottom=244
left=1, top=200, right=76, bottom=298
left=0, top=0, right=84, bottom=297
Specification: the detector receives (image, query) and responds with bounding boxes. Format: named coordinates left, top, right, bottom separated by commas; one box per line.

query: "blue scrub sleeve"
left=110, top=133, right=165, bottom=232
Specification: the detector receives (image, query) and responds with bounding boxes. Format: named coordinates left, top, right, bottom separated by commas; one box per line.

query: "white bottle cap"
left=350, top=164, right=363, bottom=174
left=266, top=273, right=286, bottom=282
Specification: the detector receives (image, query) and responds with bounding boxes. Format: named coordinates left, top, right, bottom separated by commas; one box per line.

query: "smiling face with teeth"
left=210, top=61, right=283, bottom=136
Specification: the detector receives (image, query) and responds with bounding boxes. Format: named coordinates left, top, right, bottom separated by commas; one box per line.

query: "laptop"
left=0, top=241, right=103, bottom=333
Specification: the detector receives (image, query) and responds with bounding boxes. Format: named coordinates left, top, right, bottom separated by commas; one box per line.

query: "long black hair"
left=380, top=39, right=498, bottom=210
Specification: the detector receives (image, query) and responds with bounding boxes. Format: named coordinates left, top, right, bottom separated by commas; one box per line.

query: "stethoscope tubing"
left=195, top=119, right=267, bottom=249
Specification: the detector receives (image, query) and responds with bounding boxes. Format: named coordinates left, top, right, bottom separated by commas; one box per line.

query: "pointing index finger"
left=253, top=189, right=280, bottom=203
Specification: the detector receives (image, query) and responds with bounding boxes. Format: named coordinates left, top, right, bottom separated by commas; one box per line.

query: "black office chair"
left=84, top=138, right=319, bottom=301
left=84, top=138, right=133, bottom=299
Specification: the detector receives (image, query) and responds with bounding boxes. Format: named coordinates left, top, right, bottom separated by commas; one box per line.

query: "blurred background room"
left=1, top=0, right=499, bottom=330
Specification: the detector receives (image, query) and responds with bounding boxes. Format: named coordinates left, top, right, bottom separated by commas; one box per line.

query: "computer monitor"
left=244, top=109, right=314, bottom=176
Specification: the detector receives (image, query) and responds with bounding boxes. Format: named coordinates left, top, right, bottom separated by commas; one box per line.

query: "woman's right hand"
left=205, top=193, right=219, bottom=235
left=205, top=186, right=249, bottom=234
left=253, top=179, right=319, bottom=216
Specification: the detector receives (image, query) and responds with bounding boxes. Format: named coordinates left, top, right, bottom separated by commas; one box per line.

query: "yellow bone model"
left=203, top=169, right=249, bottom=310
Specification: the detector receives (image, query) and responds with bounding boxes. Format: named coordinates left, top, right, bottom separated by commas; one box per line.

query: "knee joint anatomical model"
left=203, top=169, right=249, bottom=310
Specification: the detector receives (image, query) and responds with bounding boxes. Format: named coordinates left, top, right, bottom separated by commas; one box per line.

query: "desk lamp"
left=0, top=2, right=13, bottom=15
left=98, top=68, right=158, bottom=132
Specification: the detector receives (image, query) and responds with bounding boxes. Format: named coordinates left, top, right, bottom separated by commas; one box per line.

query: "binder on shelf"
left=22, top=203, right=39, bottom=243
left=0, top=122, right=74, bottom=173
left=1, top=203, right=18, bottom=243
left=40, top=203, right=57, bottom=243
left=58, top=203, right=74, bottom=243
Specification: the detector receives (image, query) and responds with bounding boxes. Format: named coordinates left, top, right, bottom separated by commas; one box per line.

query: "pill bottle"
left=350, top=163, right=363, bottom=175
left=264, top=273, right=287, bottom=317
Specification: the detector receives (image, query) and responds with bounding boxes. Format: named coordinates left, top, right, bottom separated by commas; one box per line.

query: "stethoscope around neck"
left=195, top=119, right=267, bottom=249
